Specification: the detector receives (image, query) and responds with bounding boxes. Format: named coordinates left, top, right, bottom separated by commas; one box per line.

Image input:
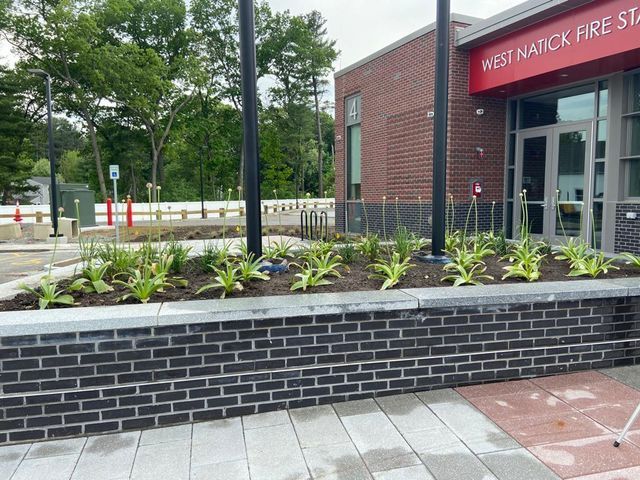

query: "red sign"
left=469, top=0, right=640, bottom=95
left=472, top=182, right=482, bottom=198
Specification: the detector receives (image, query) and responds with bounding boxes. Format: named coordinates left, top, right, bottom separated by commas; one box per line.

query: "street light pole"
left=28, top=69, right=59, bottom=236
left=430, top=0, right=450, bottom=260
left=199, top=152, right=206, bottom=219
left=238, top=0, right=262, bottom=256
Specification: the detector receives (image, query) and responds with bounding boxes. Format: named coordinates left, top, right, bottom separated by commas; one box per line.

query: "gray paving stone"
left=242, top=410, right=290, bottom=430
left=290, top=405, right=352, bottom=448
left=427, top=400, right=520, bottom=454
left=245, top=423, right=310, bottom=480
left=333, top=399, right=380, bottom=417
left=192, top=418, right=246, bottom=467
left=191, top=460, right=250, bottom=480
left=373, top=465, right=435, bottom=480
left=376, top=394, right=446, bottom=434
left=12, top=454, right=79, bottom=480
left=405, top=427, right=497, bottom=480
left=601, top=365, right=640, bottom=390
left=26, top=437, right=86, bottom=459
left=71, top=431, right=140, bottom=480
left=302, top=443, right=371, bottom=480
left=130, top=440, right=190, bottom=480
left=340, top=412, right=421, bottom=473
left=139, top=424, right=192, bottom=445
left=0, top=443, right=30, bottom=480
left=479, top=448, right=560, bottom=480
left=416, top=389, right=463, bottom=405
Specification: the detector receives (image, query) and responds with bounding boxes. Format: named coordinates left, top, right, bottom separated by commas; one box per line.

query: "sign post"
left=109, top=165, right=120, bottom=243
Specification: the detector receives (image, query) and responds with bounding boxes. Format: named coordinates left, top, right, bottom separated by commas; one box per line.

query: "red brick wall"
left=334, top=21, right=507, bottom=211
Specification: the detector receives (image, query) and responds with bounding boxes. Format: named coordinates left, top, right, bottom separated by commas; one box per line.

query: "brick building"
left=334, top=0, right=640, bottom=254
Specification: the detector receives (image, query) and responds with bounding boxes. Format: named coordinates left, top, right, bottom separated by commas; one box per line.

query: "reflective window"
left=347, top=202, right=362, bottom=234
left=629, top=117, right=640, bottom=157
left=630, top=159, right=640, bottom=197
left=630, top=74, right=640, bottom=113
left=520, top=84, right=595, bottom=129
left=596, top=120, right=607, bottom=159
left=592, top=201, right=603, bottom=248
left=347, top=124, right=361, bottom=200
left=594, top=162, right=605, bottom=199
left=598, top=81, right=609, bottom=117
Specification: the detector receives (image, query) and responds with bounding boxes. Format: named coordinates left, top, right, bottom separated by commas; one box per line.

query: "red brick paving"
left=457, top=372, right=640, bottom=479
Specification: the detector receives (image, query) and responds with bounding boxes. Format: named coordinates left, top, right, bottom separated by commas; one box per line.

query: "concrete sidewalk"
left=3, top=366, right=640, bottom=480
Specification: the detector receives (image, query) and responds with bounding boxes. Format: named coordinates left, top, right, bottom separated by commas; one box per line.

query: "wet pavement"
left=3, top=366, right=640, bottom=479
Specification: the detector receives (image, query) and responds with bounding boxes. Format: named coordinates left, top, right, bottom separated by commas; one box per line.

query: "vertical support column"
left=431, top=0, right=450, bottom=259
left=238, top=0, right=263, bottom=256
left=45, top=75, right=59, bottom=236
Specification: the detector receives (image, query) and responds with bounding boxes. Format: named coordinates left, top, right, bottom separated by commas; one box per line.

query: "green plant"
left=445, top=231, right=463, bottom=254
left=112, top=265, right=173, bottom=304
left=356, top=234, right=381, bottom=262
left=444, top=246, right=478, bottom=272
left=410, top=233, right=429, bottom=252
left=568, top=253, right=620, bottom=278
left=493, top=230, right=509, bottom=257
left=622, top=252, right=640, bottom=268
left=290, top=263, right=335, bottom=291
left=98, top=243, right=142, bottom=277
left=163, top=240, right=192, bottom=274
left=442, top=263, right=493, bottom=287
left=501, top=240, right=546, bottom=282
left=335, top=242, right=358, bottom=264
left=309, top=252, right=344, bottom=276
left=236, top=253, right=270, bottom=282
left=299, top=240, right=335, bottom=261
left=555, top=237, right=591, bottom=267
left=269, top=238, right=297, bottom=259
left=20, top=277, right=75, bottom=310
left=70, top=261, right=113, bottom=294
left=471, top=237, right=495, bottom=262
left=367, top=253, right=414, bottom=290
left=200, top=241, right=232, bottom=272
left=197, top=263, right=244, bottom=299
left=393, top=226, right=413, bottom=259
left=78, top=237, right=100, bottom=268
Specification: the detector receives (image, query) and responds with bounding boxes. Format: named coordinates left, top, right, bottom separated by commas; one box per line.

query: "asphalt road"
left=0, top=250, right=80, bottom=284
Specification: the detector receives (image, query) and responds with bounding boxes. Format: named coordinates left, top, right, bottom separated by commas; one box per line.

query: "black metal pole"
left=238, top=0, right=262, bottom=256
left=45, top=75, right=59, bottom=236
left=431, top=0, right=450, bottom=258
left=199, top=153, right=205, bottom=219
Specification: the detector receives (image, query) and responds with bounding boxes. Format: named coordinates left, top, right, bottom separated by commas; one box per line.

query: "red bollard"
left=127, top=198, right=133, bottom=227
left=106, top=198, right=113, bottom=226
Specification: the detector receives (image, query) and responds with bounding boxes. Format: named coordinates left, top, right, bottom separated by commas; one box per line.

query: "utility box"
left=55, top=184, right=97, bottom=227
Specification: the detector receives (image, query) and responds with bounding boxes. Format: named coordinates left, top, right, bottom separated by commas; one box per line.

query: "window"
left=520, top=84, right=595, bottom=129
left=345, top=95, right=362, bottom=232
left=624, top=73, right=640, bottom=197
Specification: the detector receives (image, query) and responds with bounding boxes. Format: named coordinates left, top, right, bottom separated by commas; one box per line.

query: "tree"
left=96, top=0, right=197, bottom=199
left=298, top=12, right=338, bottom=197
left=0, top=67, right=36, bottom=202
left=4, top=0, right=110, bottom=199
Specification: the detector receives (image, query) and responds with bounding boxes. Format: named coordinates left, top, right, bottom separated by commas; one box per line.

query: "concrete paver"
left=3, top=367, right=640, bottom=479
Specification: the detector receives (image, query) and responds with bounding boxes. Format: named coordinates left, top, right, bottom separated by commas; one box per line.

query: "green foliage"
left=568, top=253, right=620, bottom=278
left=335, top=242, right=358, bottom=264
left=20, top=277, right=75, bottom=310
left=299, top=240, right=335, bottom=261
left=197, top=263, right=243, bottom=299
left=501, top=240, right=546, bottom=282
left=70, top=262, right=113, bottom=294
left=97, top=243, right=142, bottom=277
left=393, top=226, right=414, bottom=259
left=445, top=246, right=479, bottom=272
left=235, top=253, right=270, bottom=282
left=622, top=253, right=640, bottom=269
left=200, top=241, right=232, bottom=272
left=445, top=231, right=464, bottom=255
left=356, top=235, right=381, bottom=262
left=113, top=265, right=173, bottom=304
left=163, top=241, right=192, bottom=274
left=442, top=263, right=493, bottom=287
left=555, top=237, right=591, bottom=267
left=290, top=251, right=343, bottom=291
left=367, top=253, right=414, bottom=290
left=410, top=234, right=429, bottom=252
left=493, top=231, right=510, bottom=257
left=269, top=238, right=297, bottom=259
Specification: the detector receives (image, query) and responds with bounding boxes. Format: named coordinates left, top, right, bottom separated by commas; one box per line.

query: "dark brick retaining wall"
left=2, top=296, right=639, bottom=444
left=615, top=203, right=640, bottom=255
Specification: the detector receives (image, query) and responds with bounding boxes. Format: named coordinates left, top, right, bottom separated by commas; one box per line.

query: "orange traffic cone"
left=13, top=201, right=23, bottom=223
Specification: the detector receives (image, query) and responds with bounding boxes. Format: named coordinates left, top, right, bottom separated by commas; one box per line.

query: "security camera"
left=476, top=109, right=484, bottom=116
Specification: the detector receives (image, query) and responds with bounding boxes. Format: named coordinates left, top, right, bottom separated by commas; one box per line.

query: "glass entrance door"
left=516, top=123, right=592, bottom=241
left=550, top=124, right=591, bottom=242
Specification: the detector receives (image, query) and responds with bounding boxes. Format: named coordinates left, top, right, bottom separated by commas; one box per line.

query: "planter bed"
left=1, top=254, right=639, bottom=311
left=1, top=278, right=640, bottom=444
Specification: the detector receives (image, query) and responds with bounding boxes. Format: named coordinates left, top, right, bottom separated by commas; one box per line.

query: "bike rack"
left=300, top=209, right=329, bottom=241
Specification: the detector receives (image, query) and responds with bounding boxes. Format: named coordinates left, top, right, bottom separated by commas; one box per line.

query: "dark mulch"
left=1, top=253, right=638, bottom=312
